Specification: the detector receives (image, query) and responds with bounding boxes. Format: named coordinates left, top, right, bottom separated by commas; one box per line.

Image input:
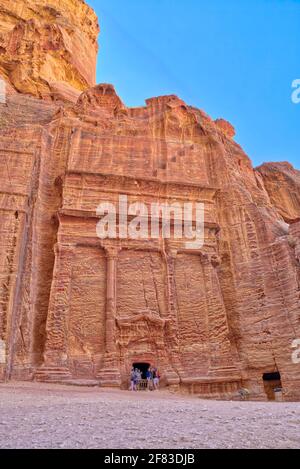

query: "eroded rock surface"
left=0, top=0, right=299, bottom=400
left=0, top=0, right=99, bottom=98
left=256, top=162, right=300, bottom=223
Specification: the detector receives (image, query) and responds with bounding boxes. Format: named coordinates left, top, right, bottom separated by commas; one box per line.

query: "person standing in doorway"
left=134, top=368, right=140, bottom=391
left=136, top=368, right=142, bottom=390
left=153, top=368, right=160, bottom=390
left=130, top=367, right=136, bottom=391
left=146, top=367, right=153, bottom=391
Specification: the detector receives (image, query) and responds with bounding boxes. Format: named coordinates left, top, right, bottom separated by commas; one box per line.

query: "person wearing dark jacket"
left=146, top=367, right=153, bottom=391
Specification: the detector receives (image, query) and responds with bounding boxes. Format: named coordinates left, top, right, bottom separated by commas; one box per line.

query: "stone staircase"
left=34, top=367, right=72, bottom=383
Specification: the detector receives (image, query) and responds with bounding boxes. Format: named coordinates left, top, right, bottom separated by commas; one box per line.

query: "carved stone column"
left=97, top=246, right=121, bottom=387
left=35, top=243, right=73, bottom=382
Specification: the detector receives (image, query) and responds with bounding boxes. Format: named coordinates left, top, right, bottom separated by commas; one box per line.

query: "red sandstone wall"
left=256, top=162, right=300, bottom=223
left=0, top=0, right=299, bottom=400
left=0, top=0, right=99, bottom=97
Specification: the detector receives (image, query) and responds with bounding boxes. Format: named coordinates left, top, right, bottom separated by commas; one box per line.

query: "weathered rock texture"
left=0, top=0, right=99, bottom=98
left=256, top=162, right=300, bottom=223
left=0, top=0, right=299, bottom=400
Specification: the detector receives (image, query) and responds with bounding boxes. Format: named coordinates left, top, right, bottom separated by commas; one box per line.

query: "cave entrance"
left=263, top=372, right=282, bottom=400
left=133, top=362, right=150, bottom=379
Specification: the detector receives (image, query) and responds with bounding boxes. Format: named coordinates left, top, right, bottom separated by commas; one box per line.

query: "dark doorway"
left=133, top=362, right=150, bottom=379
left=263, top=372, right=282, bottom=400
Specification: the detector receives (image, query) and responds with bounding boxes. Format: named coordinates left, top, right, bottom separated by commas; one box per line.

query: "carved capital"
left=167, top=249, right=178, bottom=260
left=104, top=246, right=121, bottom=260
left=200, top=252, right=210, bottom=264
left=199, top=251, right=221, bottom=267
left=210, top=254, right=221, bottom=268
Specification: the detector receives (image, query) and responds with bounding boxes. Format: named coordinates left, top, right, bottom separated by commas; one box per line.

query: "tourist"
left=146, top=367, right=153, bottom=391
left=136, top=368, right=142, bottom=390
left=130, top=367, right=136, bottom=391
left=153, top=368, right=160, bottom=390
left=134, top=368, right=140, bottom=391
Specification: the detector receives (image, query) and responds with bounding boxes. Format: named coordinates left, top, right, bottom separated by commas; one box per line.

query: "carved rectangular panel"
left=68, top=246, right=106, bottom=376
left=117, top=250, right=167, bottom=319
left=175, top=253, right=209, bottom=372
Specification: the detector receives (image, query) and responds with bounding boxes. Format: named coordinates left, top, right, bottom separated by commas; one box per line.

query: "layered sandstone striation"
left=256, top=162, right=300, bottom=223
left=0, top=0, right=299, bottom=400
left=0, top=0, right=99, bottom=98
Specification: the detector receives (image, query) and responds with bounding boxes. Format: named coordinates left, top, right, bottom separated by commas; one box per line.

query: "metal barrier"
left=138, top=379, right=149, bottom=391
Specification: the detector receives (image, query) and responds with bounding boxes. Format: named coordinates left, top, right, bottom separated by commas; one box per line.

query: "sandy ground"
left=0, top=381, right=299, bottom=449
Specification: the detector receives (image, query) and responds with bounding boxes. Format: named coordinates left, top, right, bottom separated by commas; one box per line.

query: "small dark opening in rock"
left=132, top=362, right=150, bottom=380
left=263, top=372, right=281, bottom=381
left=263, top=372, right=282, bottom=400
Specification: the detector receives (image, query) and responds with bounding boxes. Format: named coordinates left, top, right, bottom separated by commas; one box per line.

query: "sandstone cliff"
left=256, top=162, right=300, bottom=223
left=0, top=0, right=99, bottom=98
left=0, top=0, right=299, bottom=400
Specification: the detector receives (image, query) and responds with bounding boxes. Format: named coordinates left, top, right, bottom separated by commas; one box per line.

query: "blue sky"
left=88, top=0, right=299, bottom=169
